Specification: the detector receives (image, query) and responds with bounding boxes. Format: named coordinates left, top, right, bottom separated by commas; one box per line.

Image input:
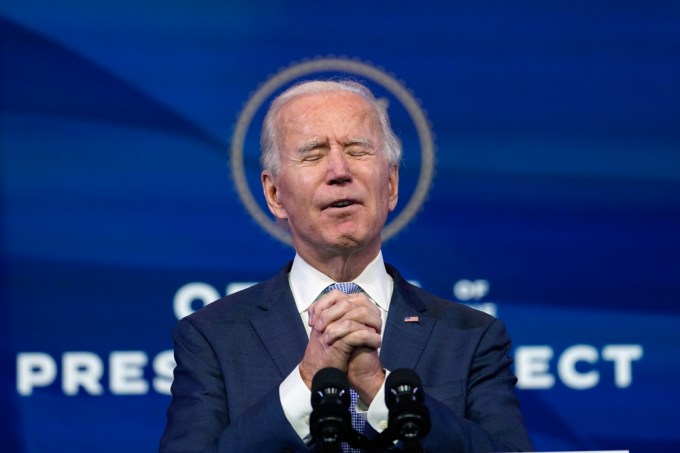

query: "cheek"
left=278, top=183, right=312, bottom=216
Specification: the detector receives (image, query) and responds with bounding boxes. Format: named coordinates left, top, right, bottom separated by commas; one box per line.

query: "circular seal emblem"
left=230, top=56, right=435, bottom=246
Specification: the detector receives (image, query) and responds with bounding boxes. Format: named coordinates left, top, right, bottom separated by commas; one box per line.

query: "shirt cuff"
left=279, top=364, right=313, bottom=443
left=365, top=369, right=390, bottom=433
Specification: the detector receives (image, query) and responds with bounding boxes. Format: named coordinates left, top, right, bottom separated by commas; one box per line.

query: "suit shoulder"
left=180, top=262, right=293, bottom=326
left=179, top=275, right=286, bottom=330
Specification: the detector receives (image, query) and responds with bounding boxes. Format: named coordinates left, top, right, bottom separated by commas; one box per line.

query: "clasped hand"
left=300, top=290, right=385, bottom=404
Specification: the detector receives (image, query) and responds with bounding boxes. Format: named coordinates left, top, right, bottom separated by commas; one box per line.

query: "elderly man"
left=160, top=80, right=533, bottom=452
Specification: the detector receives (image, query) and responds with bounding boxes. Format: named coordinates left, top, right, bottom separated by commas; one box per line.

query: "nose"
left=325, top=148, right=351, bottom=185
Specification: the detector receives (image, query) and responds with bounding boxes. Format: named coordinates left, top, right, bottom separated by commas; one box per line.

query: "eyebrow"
left=296, top=137, right=376, bottom=155
left=343, top=138, right=375, bottom=148
left=297, top=139, right=329, bottom=154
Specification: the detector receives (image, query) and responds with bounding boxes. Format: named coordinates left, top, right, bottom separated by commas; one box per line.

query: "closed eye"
left=301, top=152, right=324, bottom=162
left=345, top=139, right=375, bottom=157
left=347, top=148, right=372, bottom=157
left=297, top=140, right=328, bottom=163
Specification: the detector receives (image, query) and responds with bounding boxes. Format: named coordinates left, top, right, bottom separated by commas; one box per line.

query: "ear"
left=388, top=165, right=399, bottom=212
left=261, top=170, right=289, bottom=220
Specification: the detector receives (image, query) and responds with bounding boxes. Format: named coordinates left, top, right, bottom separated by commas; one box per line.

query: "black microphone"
left=310, top=367, right=352, bottom=452
left=385, top=368, right=431, bottom=452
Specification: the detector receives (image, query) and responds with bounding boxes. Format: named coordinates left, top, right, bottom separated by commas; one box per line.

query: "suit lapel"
left=250, top=265, right=308, bottom=377
left=380, top=266, right=436, bottom=371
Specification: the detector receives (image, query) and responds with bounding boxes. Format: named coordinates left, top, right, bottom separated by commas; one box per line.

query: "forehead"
left=275, top=91, right=380, bottom=135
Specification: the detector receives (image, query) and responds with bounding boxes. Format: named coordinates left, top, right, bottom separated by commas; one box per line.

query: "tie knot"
left=324, top=282, right=362, bottom=295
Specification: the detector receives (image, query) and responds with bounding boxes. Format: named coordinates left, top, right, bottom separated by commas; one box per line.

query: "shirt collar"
left=289, top=251, right=393, bottom=314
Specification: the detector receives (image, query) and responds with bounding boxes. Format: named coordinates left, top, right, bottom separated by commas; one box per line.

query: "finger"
left=342, top=329, right=382, bottom=350
left=310, top=292, right=380, bottom=330
left=309, top=290, right=373, bottom=317
left=313, top=300, right=382, bottom=334
left=342, top=303, right=382, bottom=333
left=322, top=320, right=382, bottom=349
left=309, top=296, right=351, bottom=331
left=307, top=290, right=345, bottom=327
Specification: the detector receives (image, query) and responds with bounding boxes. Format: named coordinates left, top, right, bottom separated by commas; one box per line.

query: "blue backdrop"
left=2, top=1, right=679, bottom=452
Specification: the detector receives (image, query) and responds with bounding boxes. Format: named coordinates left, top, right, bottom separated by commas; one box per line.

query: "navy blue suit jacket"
left=160, top=263, right=533, bottom=452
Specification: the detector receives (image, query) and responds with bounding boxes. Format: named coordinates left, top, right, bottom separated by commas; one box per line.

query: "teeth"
left=332, top=200, right=352, bottom=208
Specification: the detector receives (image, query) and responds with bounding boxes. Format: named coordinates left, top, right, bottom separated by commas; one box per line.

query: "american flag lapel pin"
left=403, top=315, right=419, bottom=323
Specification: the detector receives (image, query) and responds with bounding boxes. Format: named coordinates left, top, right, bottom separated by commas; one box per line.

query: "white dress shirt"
left=279, top=251, right=393, bottom=442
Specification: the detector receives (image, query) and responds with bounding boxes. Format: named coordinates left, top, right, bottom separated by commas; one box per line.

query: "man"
left=160, top=80, right=533, bottom=452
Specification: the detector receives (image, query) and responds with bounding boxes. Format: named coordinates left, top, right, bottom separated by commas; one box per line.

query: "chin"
left=329, top=236, right=363, bottom=252
left=328, top=230, right=380, bottom=255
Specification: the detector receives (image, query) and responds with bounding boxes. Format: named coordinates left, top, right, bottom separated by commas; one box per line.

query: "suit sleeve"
left=420, top=318, right=534, bottom=452
left=159, top=318, right=308, bottom=453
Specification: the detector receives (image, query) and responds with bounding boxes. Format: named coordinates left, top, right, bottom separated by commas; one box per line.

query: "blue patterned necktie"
left=323, top=282, right=365, bottom=453
left=324, top=281, right=363, bottom=296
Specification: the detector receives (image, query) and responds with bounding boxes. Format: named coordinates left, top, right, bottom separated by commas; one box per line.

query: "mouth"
left=325, top=199, right=358, bottom=210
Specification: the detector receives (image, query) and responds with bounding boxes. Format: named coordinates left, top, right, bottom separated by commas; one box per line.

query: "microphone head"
left=310, top=367, right=352, bottom=445
left=385, top=368, right=430, bottom=441
left=311, top=367, right=350, bottom=409
left=385, top=368, right=424, bottom=409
